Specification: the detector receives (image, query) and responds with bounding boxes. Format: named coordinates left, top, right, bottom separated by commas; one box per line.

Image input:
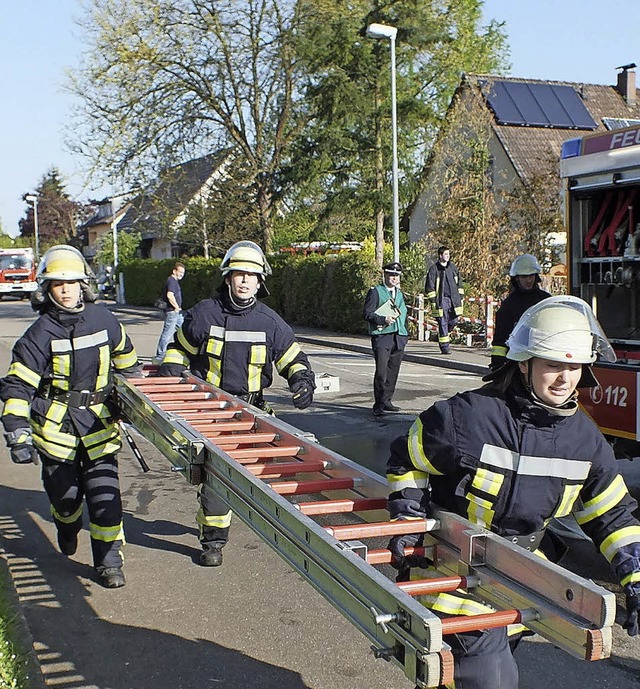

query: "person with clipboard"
left=363, top=261, right=409, bottom=416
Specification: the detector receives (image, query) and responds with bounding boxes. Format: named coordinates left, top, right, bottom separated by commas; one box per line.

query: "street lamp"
left=366, top=22, right=400, bottom=263
left=24, top=194, right=40, bottom=261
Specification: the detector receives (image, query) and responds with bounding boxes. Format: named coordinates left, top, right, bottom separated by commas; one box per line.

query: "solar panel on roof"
left=479, top=79, right=597, bottom=130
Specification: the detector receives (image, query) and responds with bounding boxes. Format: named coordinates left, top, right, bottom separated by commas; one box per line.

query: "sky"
left=0, top=1, right=639, bottom=237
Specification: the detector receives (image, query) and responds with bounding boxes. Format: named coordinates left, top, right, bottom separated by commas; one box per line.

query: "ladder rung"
left=132, top=376, right=182, bottom=386
left=161, top=401, right=234, bottom=412
left=191, top=421, right=255, bottom=432
left=148, top=391, right=215, bottom=402
left=366, top=546, right=431, bottom=565
left=325, top=519, right=434, bottom=541
left=135, top=383, right=197, bottom=393
left=226, top=445, right=302, bottom=460
left=270, top=478, right=356, bottom=495
left=214, top=433, right=278, bottom=447
left=297, top=498, right=388, bottom=516
left=440, top=609, right=524, bottom=635
left=247, top=459, right=327, bottom=477
left=397, top=576, right=471, bottom=596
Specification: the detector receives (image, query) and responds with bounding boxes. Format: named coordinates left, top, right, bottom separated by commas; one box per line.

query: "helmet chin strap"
left=227, top=284, right=256, bottom=310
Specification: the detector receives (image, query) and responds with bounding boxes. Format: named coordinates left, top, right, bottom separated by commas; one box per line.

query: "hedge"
left=120, top=252, right=395, bottom=334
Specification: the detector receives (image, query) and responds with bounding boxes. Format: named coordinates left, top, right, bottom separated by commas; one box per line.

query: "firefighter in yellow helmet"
left=386, top=297, right=639, bottom=688
left=0, top=245, right=139, bottom=588
left=158, top=240, right=315, bottom=567
left=490, top=253, right=551, bottom=371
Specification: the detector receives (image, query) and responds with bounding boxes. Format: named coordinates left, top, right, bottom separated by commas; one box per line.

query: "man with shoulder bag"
left=154, top=262, right=185, bottom=363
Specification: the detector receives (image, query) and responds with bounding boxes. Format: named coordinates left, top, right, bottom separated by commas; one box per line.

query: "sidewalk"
left=110, top=304, right=491, bottom=377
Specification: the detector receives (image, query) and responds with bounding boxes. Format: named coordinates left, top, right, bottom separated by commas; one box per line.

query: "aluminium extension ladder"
left=115, top=370, right=616, bottom=688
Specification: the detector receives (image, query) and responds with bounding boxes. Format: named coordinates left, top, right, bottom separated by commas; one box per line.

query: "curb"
left=0, top=554, right=46, bottom=689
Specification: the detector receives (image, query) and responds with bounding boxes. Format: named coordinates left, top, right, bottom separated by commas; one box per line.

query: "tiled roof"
left=465, top=73, right=640, bottom=181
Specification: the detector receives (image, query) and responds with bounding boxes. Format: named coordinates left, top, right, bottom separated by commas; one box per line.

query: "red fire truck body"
left=561, top=125, right=640, bottom=448
left=0, top=248, right=37, bottom=298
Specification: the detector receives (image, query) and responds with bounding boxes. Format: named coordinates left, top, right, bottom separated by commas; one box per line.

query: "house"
left=80, top=150, right=231, bottom=262
left=408, top=65, right=640, bottom=250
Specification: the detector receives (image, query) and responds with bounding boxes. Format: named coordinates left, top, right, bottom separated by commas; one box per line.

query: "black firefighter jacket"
left=159, top=294, right=314, bottom=396
left=0, top=303, right=138, bottom=462
left=387, top=382, right=640, bottom=616
left=424, top=261, right=464, bottom=317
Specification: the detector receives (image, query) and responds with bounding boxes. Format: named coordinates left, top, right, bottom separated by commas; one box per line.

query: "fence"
left=406, top=293, right=496, bottom=348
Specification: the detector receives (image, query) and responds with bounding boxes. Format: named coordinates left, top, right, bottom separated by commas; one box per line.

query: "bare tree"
left=67, top=0, right=307, bottom=251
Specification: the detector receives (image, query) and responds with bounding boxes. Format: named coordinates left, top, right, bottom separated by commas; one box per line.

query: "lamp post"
left=366, top=22, right=400, bottom=263
left=24, top=194, right=40, bottom=261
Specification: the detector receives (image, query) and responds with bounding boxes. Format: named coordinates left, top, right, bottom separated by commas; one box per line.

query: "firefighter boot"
left=199, top=546, right=223, bottom=567
left=57, top=531, right=78, bottom=557
left=97, top=567, right=126, bottom=589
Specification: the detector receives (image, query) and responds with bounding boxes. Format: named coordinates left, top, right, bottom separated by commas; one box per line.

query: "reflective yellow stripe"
left=466, top=492, right=495, bottom=528
left=407, top=419, right=443, bottom=476
left=51, top=504, right=83, bottom=524
left=621, top=571, right=640, bottom=587
left=438, top=335, right=451, bottom=344
left=87, top=439, right=122, bottom=460
left=32, top=421, right=77, bottom=448
left=83, top=424, right=120, bottom=449
left=2, top=398, right=30, bottom=419
left=275, top=342, right=302, bottom=373
left=247, top=344, right=266, bottom=393
left=115, top=324, right=127, bottom=353
left=425, top=291, right=436, bottom=300
left=8, top=361, right=41, bottom=389
left=387, top=470, right=429, bottom=491
left=176, top=327, right=198, bottom=355
left=600, top=525, right=640, bottom=562
left=89, top=521, right=125, bottom=544
left=113, top=349, right=137, bottom=370
left=554, top=484, right=582, bottom=518
left=97, top=345, right=110, bottom=389
left=32, top=434, right=77, bottom=461
left=288, top=363, right=307, bottom=377
left=205, top=363, right=222, bottom=388
left=491, top=345, right=508, bottom=357
left=196, top=508, right=232, bottom=528
left=575, top=475, right=628, bottom=524
left=471, top=468, right=504, bottom=497
left=52, top=354, right=71, bottom=389
left=206, top=338, right=224, bottom=357
left=454, top=306, right=463, bottom=316
left=45, top=401, right=67, bottom=424
left=420, top=590, right=494, bottom=617
left=163, top=349, right=190, bottom=366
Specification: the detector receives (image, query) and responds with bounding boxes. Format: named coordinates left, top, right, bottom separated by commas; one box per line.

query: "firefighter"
left=0, top=246, right=139, bottom=589
left=386, top=296, right=640, bottom=689
left=158, top=240, right=315, bottom=567
left=490, top=253, right=551, bottom=371
left=363, top=261, right=409, bottom=416
left=424, top=246, right=464, bottom=354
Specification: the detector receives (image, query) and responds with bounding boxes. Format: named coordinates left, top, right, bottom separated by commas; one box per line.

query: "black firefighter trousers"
left=41, top=447, right=124, bottom=572
left=370, top=332, right=408, bottom=410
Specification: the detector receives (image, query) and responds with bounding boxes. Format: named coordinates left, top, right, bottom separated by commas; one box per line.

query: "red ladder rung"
left=270, top=478, right=356, bottom=495
left=367, top=546, right=429, bottom=565
left=397, top=576, right=470, bottom=596
left=226, top=445, right=302, bottom=460
left=440, top=609, right=523, bottom=635
left=214, top=433, right=278, bottom=447
left=325, top=519, right=431, bottom=541
left=247, top=459, right=327, bottom=477
left=297, top=498, right=388, bottom=516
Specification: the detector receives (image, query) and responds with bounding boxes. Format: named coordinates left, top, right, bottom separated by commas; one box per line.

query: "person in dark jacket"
left=424, top=246, right=464, bottom=354
left=0, top=246, right=139, bottom=588
left=158, top=240, right=315, bottom=567
left=363, top=261, right=409, bottom=416
left=490, top=253, right=551, bottom=370
left=386, top=296, right=639, bottom=689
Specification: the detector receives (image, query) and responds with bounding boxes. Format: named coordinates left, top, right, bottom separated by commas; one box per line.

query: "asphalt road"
left=0, top=299, right=639, bottom=689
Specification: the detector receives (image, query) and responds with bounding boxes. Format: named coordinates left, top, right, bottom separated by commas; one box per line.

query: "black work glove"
left=388, top=532, right=426, bottom=572
left=10, top=443, right=40, bottom=465
left=623, top=589, right=639, bottom=637
left=489, top=355, right=507, bottom=372
left=291, top=380, right=314, bottom=410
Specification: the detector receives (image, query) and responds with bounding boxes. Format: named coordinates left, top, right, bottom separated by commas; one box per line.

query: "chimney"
left=616, top=63, right=637, bottom=106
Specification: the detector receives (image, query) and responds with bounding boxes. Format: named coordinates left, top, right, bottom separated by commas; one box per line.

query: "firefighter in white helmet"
left=386, top=296, right=639, bottom=688
left=158, top=240, right=315, bottom=567
left=490, top=253, right=551, bottom=371
left=0, top=245, right=139, bottom=588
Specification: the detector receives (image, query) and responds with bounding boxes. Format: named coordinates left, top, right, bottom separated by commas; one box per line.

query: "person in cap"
left=363, top=261, right=408, bottom=416
left=0, top=245, right=139, bottom=588
left=158, top=240, right=315, bottom=567
left=424, top=246, right=464, bottom=354
left=385, top=296, right=640, bottom=689
left=490, top=253, right=551, bottom=371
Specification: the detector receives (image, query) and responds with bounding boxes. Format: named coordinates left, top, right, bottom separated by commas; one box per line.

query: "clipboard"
left=374, top=299, right=400, bottom=319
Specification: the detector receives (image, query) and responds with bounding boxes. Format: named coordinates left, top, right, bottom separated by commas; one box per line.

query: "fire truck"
left=560, top=124, right=640, bottom=453
left=0, top=247, right=37, bottom=299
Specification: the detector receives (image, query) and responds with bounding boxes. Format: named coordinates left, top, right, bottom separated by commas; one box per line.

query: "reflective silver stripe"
left=51, top=339, right=72, bottom=353
left=225, top=331, right=266, bottom=343
left=208, top=325, right=225, bottom=338
left=73, top=330, right=109, bottom=350
left=480, top=444, right=590, bottom=480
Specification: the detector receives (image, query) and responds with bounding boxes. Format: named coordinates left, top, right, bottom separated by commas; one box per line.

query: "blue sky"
left=0, top=1, right=638, bottom=236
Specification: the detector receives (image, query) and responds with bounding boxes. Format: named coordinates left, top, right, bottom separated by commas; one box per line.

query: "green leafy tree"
left=286, top=0, right=509, bottom=264
left=68, top=0, right=310, bottom=253
left=96, top=230, right=142, bottom=267
left=18, top=168, right=86, bottom=247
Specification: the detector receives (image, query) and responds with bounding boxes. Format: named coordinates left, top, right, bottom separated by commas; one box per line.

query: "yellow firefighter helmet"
left=37, top=245, right=93, bottom=283
left=220, top=241, right=272, bottom=278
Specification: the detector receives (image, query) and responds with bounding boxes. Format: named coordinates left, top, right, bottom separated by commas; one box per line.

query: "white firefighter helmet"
left=509, top=254, right=542, bottom=277
left=506, top=296, right=616, bottom=364
left=36, top=245, right=93, bottom=283
left=220, top=241, right=272, bottom=278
